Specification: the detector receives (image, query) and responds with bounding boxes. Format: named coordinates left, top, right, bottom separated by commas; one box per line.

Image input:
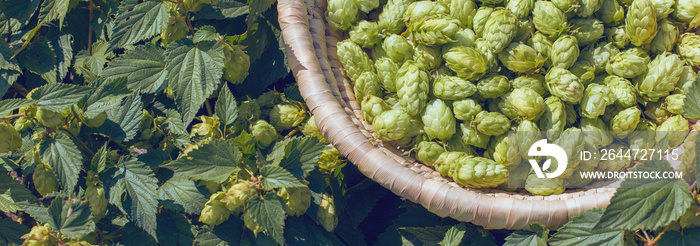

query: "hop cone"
left=301, top=116, right=327, bottom=143
left=434, top=151, right=470, bottom=177
left=580, top=42, right=619, bottom=74
left=626, top=119, right=655, bottom=151
left=673, top=0, right=700, bottom=29
left=443, top=47, right=489, bottom=80
left=477, top=0, right=504, bottom=4
left=413, top=44, right=442, bottom=69
left=677, top=34, right=700, bottom=68
left=626, top=0, right=658, bottom=46
left=161, top=16, right=189, bottom=46
left=406, top=15, right=461, bottom=46
left=270, top=101, right=308, bottom=130
left=199, top=192, right=232, bottom=226
left=326, top=0, right=358, bottom=31
left=85, top=172, right=108, bottom=222
left=361, top=95, right=391, bottom=124
left=243, top=211, right=263, bottom=235
left=505, top=0, right=534, bottom=19
left=675, top=66, right=697, bottom=94
left=460, top=123, right=490, bottom=148
left=666, top=94, right=685, bottom=115
left=422, top=99, right=457, bottom=140
left=581, top=117, right=613, bottom=148
left=525, top=174, right=565, bottom=195
left=337, top=39, right=374, bottom=82
left=539, top=97, right=567, bottom=141
left=33, top=162, right=59, bottom=196
left=605, top=48, right=650, bottom=78
left=378, top=0, right=414, bottom=34
left=349, top=21, right=382, bottom=48
left=221, top=180, right=256, bottom=214
left=513, top=19, right=535, bottom=43
left=598, top=144, right=632, bottom=172
left=545, top=67, right=584, bottom=104
left=604, top=75, right=638, bottom=108
left=527, top=33, right=554, bottom=67
left=473, top=7, right=495, bottom=37
left=552, top=0, right=579, bottom=13
left=443, top=29, right=477, bottom=52
left=20, top=224, right=56, bottom=246
left=569, top=18, right=605, bottom=45
left=512, top=74, right=548, bottom=96
left=474, top=111, right=510, bottom=136
left=403, top=1, right=449, bottom=23
left=550, top=35, right=579, bottom=69
left=13, top=116, right=33, bottom=132
left=318, top=147, right=345, bottom=171
left=355, top=0, right=379, bottom=13
left=498, top=42, right=545, bottom=73
left=611, top=107, right=642, bottom=139
left=505, top=88, right=545, bottom=121
left=416, top=141, right=445, bottom=167
left=317, top=193, right=338, bottom=232
left=222, top=44, right=250, bottom=84
left=476, top=74, right=510, bottom=98
left=656, top=115, right=690, bottom=148
left=36, top=107, right=65, bottom=129
left=579, top=84, right=616, bottom=119
left=452, top=98, right=483, bottom=121
left=382, top=34, right=413, bottom=64
left=569, top=60, right=596, bottom=85
left=650, top=19, right=679, bottom=55
left=251, top=120, right=278, bottom=148
left=0, top=123, right=21, bottom=153
left=643, top=100, right=671, bottom=124
left=517, top=120, right=543, bottom=159
left=482, top=8, right=518, bottom=53
left=353, top=71, right=382, bottom=101
left=553, top=127, right=585, bottom=177
left=635, top=52, right=684, bottom=102
left=487, top=134, right=520, bottom=166
left=577, top=0, right=604, bottom=17
left=453, top=156, right=508, bottom=188
left=474, top=38, right=500, bottom=72
left=396, top=61, right=429, bottom=116
left=433, top=76, right=477, bottom=100
left=450, top=0, right=478, bottom=27
left=533, top=1, right=569, bottom=38
left=278, top=187, right=312, bottom=216
left=373, top=108, right=413, bottom=141
left=596, top=0, right=624, bottom=25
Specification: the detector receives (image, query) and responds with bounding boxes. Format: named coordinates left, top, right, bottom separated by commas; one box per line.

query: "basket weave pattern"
left=277, top=0, right=620, bottom=230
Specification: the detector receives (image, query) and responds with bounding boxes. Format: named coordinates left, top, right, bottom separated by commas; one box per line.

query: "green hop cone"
left=0, top=123, right=22, bottom=154
left=569, top=60, right=596, bottom=85
left=33, top=162, right=59, bottom=196
left=626, top=0, right=658, bottom=46
left=443, top=29, right=478, bottom=53
left=544, top=67, right=584, bottom=104
left=13, top=116, right=33, bottom=132
left=505, top=0, right=534, bottom=19
left=677, top=34, right=700, bottom=68
left=513, top=19, right=535, bottom=43
left=406, top=15, right=461, bottom=46
left=504, top=88, right=545, bottom=121
left=474, top=111, right=510, bottom=136
left=318, top=147, right=345, bottom=171
left=361, top=95, right=391, bottom=124
left=666, top=94, right=685, bottom=115
left=604, top=75, right=637, bottom=108
left=200, top=193, right=232, bottom=226
left=416, top=141, right=445, bottom=167
left=533, top=1, right=569, bottom=39
left=596, top=0, right=624, bottom=25
left=270, top=101, right=308, bottom=130
left=191, top=116, right=222, bottom=140
left=643, top=100, right=671, bottom=124
left=452, top=98, right=483, bottom=121
left=326, top=0, right=358, bottom=31
left=433, top=151, right=469, bottom=177
left=675, top=66, right=697, bottom=94
left=403, top=1, right=448, bottom=23
left=432, top=76, right=477, bottom=100
left=606, top=25, right=630, bottom=49
left=355, top=0, right=379, bottom=13
left=378, top=0, right=413, bottom=34
left=349, top=21, right=382, bottom=48
left=527, top=33, right=554, bottom=67
left=497, top=42, right=545, bottom=74
left=650, top=0, right=674, bottom=19
left=611, top=107, right=642, bottom=139
left=473, top=7, right=495, bottom=37
left=650, top=19, right=680, bottom=55
left=161, top=16, right=189, bottom=46
left=222, top=44, right=250, bottom=84
left=550, top=35, right=579, bottom=69
left=20, top=224, right=56, bottom=246
left=487, top=134, right=520, bottom=166
left=579, top=83, right=616, bottom=119
left=512, top=74, right=548, bottom=96
left=353, top=71, right=382, bottom=101
left=460, top=123, right=490, bottom=149
left=422, top=99, right=457, bottom=140
left=580, top=42, right=619, bottom=75
left=476, top=74, right=510, bottom=99
left=605, top=48, right=650, bottom=78
left=373, top=108, right=413, bottom=141
left=656, top=115, right=690, bottom=148
left=474, top=38, right=500, bottom=72
left=635, top=52, right=684, bottom=102
left=84, top=172, right=107, bottom=222
left=317, top=193, right=338, bottom=232
left=183, top=0, right=214, bottom=12
left=517, top=120, right=542, bottom=160
left=482, top=8, right=518, bottom=53
left=673, top=0, right=700, bottom=29
left=36, top=107, right=65, bottom=129
left=300, top=115, right=327, bottom=143
left=599, top=144, right=633, bottom=172
left=375, top=57, right=399, bottom=92
left=580, top=117, right=613, bottom=148
left=396, top=61, right=429, bottom=116
left=78, top=111, right=107, bottom=128
left=382, top=34, right=413, bottom=64
left=550, top=127, right=585, bottom=178
left=336, top=39, right=374, bottom=83
left=450, top=0, right=478, bottom=27
left=278, top=187, right=312, bottom=216
left=251, top=120, right=278, bottom=148
left=221, top=181, right=256, bottom=214
left=569, top=18, right=605, bottom=45
left=552, top=0, right=579, bottom=12
left=453, top=156, right=508, bottom=188
left=577, top=0, right=604, bottom=17
left=243, top=210, right=263, bottom=235
left=539, top=97, right=567, bottom=141
left=525, top=174, right=565, bottom=196
left=413, top=44, right=442, bottom=69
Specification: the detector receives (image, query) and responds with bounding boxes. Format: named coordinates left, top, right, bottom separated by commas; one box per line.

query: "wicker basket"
left=276, top=0, right=690, bottom=230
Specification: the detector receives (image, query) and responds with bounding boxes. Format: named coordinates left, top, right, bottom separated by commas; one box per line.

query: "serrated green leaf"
left=75, top=40, right=113, bottom=76
left=194, top=218, right=248, bottom=246
left=109, top=0, right=171, bottom=50
left=0, top=172, right=37, bottom=212
left=683, top=81, right=700, bottom=120
left=246, top=0, right=276, bottom=26
left=156, top=211, right=197, bottom=246
left=440, top=224, right=467, bottom=246
left=233, top=131, right=255, bottom=156
left=113, top=157, right=158, bottom=239
left=0, top=0, right=41, bottom=34
left=79, top=77, right=130, bottom=119
left=237, top=32, right=289, bottom=96
left=0, top=41, right=21, bottom=97
left=550, top=208, right=622, bottom=246
left=0, top=217, right=29, bottom=245
left=401, top=226, right=452, bottom=245
left=157, top=176, right=207, bottom=214
left=46, top=196, right=95, bottom=239
left=161, top=109, right=187, bottom=135
left=345, top=182, right=386, bottom=229
left=91, top=143, right=109, bottom=173
left=54, top=34, right=73, bottom=81
left=121, top=222, right=158, bottom=246
left=28, top=83, right=95, bottom=112
left=0, top=99, right=35, bottom=116
left=657, top=227, right=700, bottom=245
left=194, top=0, right=249, bottom=20
left=103, top=44, right=168, bottom=94
left=215, top=83, right=237, bottom=129
left=246, top=194, right=285, bottom=245
left=99, top=94, right=143, bottom=142
left=38, top=0, right=75, bottom=27
left=194, top=26, right=220, bottom=43
left=16, top=37, right=57, bottom=82
left=39, top=132, right=83, bottom=191
left=165, top=39, right=225, bottom=126
left=260, top=165, right=305, bottom=189
left=17, top=202, right=50, bottom=224
left=595, top=160, right=693, bottom=231
left=268, top=136, right=324, bottom=179
left=164, top=140, right=241, bottom=183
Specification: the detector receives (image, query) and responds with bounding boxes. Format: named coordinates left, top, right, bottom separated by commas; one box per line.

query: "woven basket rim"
left=276, top=0, right=695, bottom=230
